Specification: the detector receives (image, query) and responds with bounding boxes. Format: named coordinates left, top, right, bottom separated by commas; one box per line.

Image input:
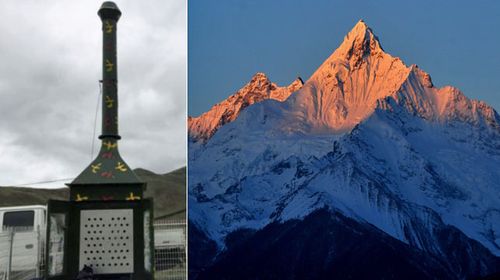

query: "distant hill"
left=138, top=167, right=186, bottom=220
left=0, top=167, right=186, bottom=220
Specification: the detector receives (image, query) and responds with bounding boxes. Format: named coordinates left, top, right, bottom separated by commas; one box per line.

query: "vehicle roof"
left=0, top=205, right=46, bottom=211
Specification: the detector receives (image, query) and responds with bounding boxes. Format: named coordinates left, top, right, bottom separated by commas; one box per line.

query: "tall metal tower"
left=45, top=2, right=154, bottom=279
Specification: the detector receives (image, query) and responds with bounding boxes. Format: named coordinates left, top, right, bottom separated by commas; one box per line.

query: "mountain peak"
left=334, top=20, right=384, bottom=61
left=252, top=72, right=269, bottom=79
left=189, top=73, right=303, bottom=141
left=249, top=72, right=271, bottom=85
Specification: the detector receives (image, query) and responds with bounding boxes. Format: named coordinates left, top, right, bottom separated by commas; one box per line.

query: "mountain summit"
left=333, top=19, right=384, bottom=62
left=188, top=73, right=303, bottom=141
left=275, top=21, right=500, bottom=133
left=189, top=21, right=500, bottom=279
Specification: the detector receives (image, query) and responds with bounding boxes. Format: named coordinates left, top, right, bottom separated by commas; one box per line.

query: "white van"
left=0, top=205, right=47, bottom=279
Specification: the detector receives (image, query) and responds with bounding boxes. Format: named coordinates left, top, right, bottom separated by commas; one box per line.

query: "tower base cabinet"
left=45, top=199, right=154, bottom=280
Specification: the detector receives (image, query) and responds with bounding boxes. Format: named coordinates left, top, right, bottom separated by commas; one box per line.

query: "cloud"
left=0, top=0, right=186, bottom=188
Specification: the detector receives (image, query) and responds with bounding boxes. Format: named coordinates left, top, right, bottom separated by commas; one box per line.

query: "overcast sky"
left=0, top=0, right=186, bottom=188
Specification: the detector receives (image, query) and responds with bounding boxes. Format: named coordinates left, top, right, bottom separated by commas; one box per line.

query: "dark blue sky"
left=189, top=0, right=500, bottom=116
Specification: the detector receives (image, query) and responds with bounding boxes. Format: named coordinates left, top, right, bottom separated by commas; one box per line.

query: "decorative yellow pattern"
left=115, top=161, right=127, bottom=172
left=105, top=21, right=113, bottom=33
left=126, top=192, right=141, bottom=201
left=76, top=194, right=89, bottom=202
left=91, top=163, right=102, bottom=173
left=103, top=141, right=117, bottom=150
left=105, top=95, right=114, bottom=108
left=105, top=59, right=114, bottom=72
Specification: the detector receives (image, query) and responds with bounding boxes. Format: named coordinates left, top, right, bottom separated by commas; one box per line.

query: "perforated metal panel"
left=79, top=209, right=134, bottom=274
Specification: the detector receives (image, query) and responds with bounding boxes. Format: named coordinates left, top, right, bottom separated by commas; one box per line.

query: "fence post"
left=35, top=225, right=41, bottom=278
left=6, top=229, right=14, bottom=280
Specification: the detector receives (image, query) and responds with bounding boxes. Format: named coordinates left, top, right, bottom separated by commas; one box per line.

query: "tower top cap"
left=98, top=1, right=121, bottom=21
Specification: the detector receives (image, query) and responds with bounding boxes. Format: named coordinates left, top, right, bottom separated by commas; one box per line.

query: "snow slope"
left=189, top=20, right=500, bottom=278
left=188, top=73, right=303, bottom=142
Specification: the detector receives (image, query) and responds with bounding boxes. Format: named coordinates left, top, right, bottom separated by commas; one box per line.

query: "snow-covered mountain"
left=188, top=73, right=303, bottom=142
left=189, top=20, right=500, bottom=279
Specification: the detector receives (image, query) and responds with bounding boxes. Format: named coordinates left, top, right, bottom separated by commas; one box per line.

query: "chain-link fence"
left=0, top=220, right=186, bottom=280
left=154, top=219, right=186, bottom=280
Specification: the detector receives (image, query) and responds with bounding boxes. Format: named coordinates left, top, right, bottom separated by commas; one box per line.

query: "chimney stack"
left=47, top=4, right=154, bottom=279
left=70, top=1, right=142, bottom=190
left=98, top=2, right=121, bottom=140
